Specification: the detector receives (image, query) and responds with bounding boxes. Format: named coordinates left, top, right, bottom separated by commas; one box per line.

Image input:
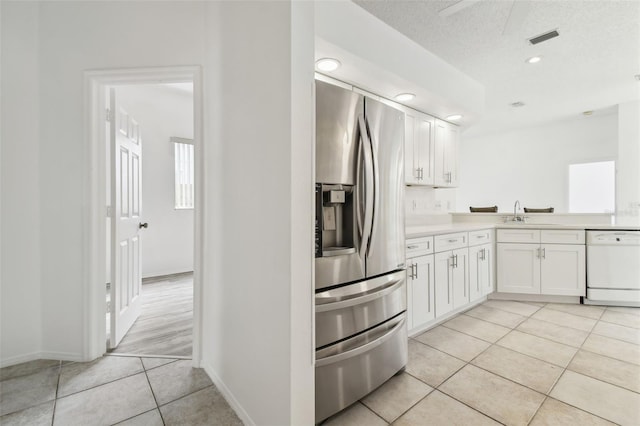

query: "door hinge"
left=106, top=108, right=112, bottom=122
left=106, top=206, right=112, bottom=217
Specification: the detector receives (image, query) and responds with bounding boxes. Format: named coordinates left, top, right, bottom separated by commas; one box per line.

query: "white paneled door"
left=109, top=88, right=143, bottom=348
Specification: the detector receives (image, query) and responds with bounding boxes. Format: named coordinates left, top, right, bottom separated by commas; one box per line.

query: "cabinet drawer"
left=541, top=229, right=585, bottom=245
left=468, top=229, right=494, bottom=246
left=497, top=229, right=541, bottom=244
left=406, top=237, right=433, bottom=257
left=435, top=232, right=467, bottom=252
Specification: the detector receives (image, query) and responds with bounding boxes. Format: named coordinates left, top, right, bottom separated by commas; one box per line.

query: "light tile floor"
left=2, top=300, right=639, bottom=425
left=326, top=300, right=640, bottom=426
left=0, top=357, right=241, bottom=426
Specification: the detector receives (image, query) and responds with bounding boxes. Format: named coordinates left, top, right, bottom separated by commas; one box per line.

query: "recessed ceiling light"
left=315, top=58, right=341, bottom=72
left=510, top=101, right=525, bottom=108
left=583, top=111, right=594, bottom=116
left=446, top=114, right=462, bottom=121
left=526, top=56, right=542, bottom=64
left=635, top=74, right=640, bottom=81
left=395, top=93, right=416, bottom=102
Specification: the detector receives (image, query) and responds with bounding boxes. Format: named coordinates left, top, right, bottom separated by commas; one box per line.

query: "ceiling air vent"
left=528, top=30, right=559, bottom=45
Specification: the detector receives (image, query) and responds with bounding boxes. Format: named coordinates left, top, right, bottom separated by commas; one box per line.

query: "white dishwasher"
left=586, top=230, right=640, bottom=306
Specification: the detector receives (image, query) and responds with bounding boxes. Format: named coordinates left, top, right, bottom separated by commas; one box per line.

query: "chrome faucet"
left=513, top=200, right=523, bottom=222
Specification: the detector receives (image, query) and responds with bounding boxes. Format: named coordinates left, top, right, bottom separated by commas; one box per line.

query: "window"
left=569, top=160, right=615, bottom=213
left=172, top=137, right=194, bottom=209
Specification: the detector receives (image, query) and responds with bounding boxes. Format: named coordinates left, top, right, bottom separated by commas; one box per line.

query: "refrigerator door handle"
left=364, top=116, right=379, bottom=256
left=355, top=127, right=364, bottom=245
left=358, top=115, right=374, bottom=259
left=316, top=275, right=405, bottom=312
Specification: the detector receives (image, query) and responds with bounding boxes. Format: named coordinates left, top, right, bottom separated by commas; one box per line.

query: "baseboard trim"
left=201, top=360, right=255, bottom=426
left=489, top=293, right=580, bottom=304
left=1, top=351, right=85, bottom=368
left=142, top=271, right=194, bottom=283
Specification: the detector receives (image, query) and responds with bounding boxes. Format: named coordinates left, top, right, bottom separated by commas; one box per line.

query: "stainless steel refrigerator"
left=315, top=80, right=407, bottom=422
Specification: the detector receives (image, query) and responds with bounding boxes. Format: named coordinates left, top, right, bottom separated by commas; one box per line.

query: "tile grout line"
left=564, top=307, right=640, bottom=395
left=358, top=400, right=394, bottom=425
left=413, top=302, right=560, bottom=426
left=50, top=360, right=63, bottom=426
left=141, top=356, right=166, bottom=426
left=540, top=305, right=628, bottom=424
left=438, top=304, right=544, bottom=425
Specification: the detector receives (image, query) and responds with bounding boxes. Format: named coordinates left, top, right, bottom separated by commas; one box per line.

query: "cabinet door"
left=452, top=248, right=469, bottom=309
left=434, top=251, right=454, bottom=317
left=481, top=244, right=494, bottom=296
left=497, top=243, right=541, bottom=294
left=410, top=255, right=435, bottom=330
left=446, top=124, right=459, bottom=187
left=541, top=244, right=586, bottom=296
left=406, top=266, right=414, bottom=330
left=434, top=120, right=447, bottom=187
left=470, top=243, right=494, bottom=299
left=434, top=120, right=459, bottom=187
left=404, top=114, right=419, bottom=185
left=415, top=116, right=434, bottom=185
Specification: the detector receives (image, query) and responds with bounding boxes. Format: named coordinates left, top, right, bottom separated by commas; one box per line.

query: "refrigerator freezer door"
left=315, top=313, right=408, bottom=423
left=315, top=270, right=406, bottom=348
left=364, top=98, right=406, bottom=276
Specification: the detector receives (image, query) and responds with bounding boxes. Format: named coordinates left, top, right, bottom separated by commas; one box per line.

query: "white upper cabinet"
left=405, top=110, right=435, bottom=185
left=434, top=119, right=459, bottom=187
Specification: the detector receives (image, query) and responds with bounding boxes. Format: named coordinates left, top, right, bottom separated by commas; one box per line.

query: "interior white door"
left=109, top=88, right=143, bottom=348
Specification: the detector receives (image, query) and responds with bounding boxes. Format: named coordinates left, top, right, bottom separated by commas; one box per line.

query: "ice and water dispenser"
left=315, top=183, right=356, bottom=258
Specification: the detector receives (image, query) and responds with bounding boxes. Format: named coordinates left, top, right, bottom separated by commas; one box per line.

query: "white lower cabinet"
left=407, top=229, right=492, bottom=333
left=469, top=243, right=493, bottom=301
left=540, top=244, right=586, bottom=295
left=406, top=254, right=435, bottom=330
left=434, top=251, right=454, bottom=317
left=434, top=249, right=468, bottom=316
left=497, top=229, right=586, bottom=296
left=434, top=232, right=470, bottom=317
left=497, top=243, right=541, bottom=294
left=406, top=237, right=435, bottom=333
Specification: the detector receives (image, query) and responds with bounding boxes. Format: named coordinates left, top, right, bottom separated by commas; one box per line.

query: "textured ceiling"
left=354, top=0, right=640, bottom=136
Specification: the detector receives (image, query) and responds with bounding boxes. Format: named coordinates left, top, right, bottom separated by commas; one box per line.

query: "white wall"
left=0, top=1, right=42, bottom=365
left=456, top=113, right=618, bottom=213
left=116, top=85, right=194, bottom=278
left=616, top=101, right=640, bottom=225
left=0, top=1, right=315, bottom=425
left=202, top=2, right=315, bottom=424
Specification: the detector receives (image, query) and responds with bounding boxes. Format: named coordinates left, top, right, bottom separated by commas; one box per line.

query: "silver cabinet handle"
left=542, top=248, right=546, bottom=259
left=536, top=248, right=540, bottom=258
left=415, top=168, right=420, bottom=180
left=427, top=263, right=431, bottom=313
left=407, top=245, right=419, bottom=250
left=415, top=263, right=419, bottom=279
left=448, top=239, right=457, bottom=243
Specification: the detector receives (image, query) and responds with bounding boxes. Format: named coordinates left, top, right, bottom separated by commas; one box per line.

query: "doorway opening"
left=105, top=83, right=195, bottom=358
left=85, top=67, right=203, bottom=366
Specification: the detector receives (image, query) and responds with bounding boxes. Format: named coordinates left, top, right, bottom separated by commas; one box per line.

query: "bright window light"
left=569, top=161, right=615, bottom=213
left=173, top=138, right=195, bottom=209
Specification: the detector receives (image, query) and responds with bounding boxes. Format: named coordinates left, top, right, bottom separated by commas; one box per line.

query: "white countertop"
left=406, top=223, right=495, bottom=238
left=406, top=222, right=640, bottom=239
